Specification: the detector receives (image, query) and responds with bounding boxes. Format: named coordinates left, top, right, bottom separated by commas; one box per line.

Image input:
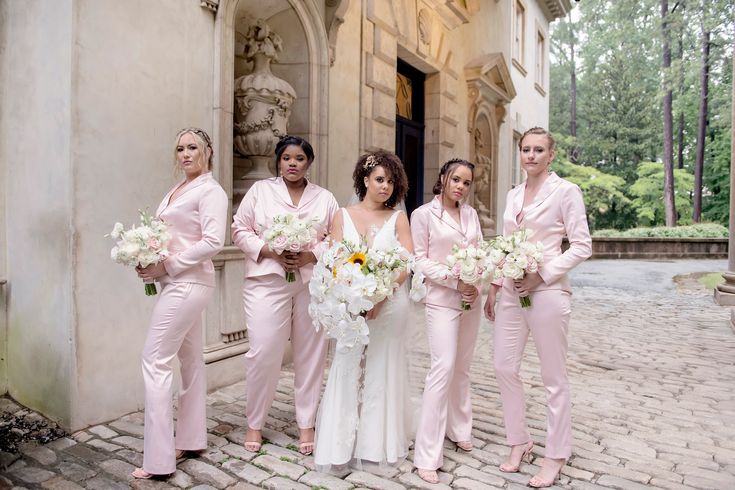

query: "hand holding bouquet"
left=489, top=228, right=544, bottom=307
left=261, top=213, right=320, bottom=282
left=446, top=243, right=494, bottom=310
left=308, top=238, right=410, bottom=352
left=108, top=211, right=171, bottom=296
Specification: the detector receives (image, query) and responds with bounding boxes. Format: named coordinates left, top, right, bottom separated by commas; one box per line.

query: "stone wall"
left=588, top=238, right=729, bottom=260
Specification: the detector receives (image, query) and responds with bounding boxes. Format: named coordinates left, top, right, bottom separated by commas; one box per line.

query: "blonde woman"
left=133, top=128, right=228, bottom=479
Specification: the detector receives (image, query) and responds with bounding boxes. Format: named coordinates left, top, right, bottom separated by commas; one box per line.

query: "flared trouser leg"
left=142, top=281, right=212, bottom=475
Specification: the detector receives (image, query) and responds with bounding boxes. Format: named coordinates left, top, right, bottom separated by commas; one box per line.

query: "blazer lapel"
left=297, top=181, right=320, bottom=210
left=273, top=177, right=297, bottom=209
left=522, top=172, right=562, bottom=217
left=429, top=196, right=464, bottom=235
left=512, top=185, right=525, bottom=225
left=157, top=173, right=210, bottom=216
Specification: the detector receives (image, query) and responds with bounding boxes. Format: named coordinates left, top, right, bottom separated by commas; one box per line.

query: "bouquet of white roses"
left=108, top=210, right=171, bottom=296
left=260, top=213, right=320, bottom=282
left=308, top=238, right=410, bottom=352
left=446, top=242, right=494, bottom=310
left=488, top=228, right=544, bottom=308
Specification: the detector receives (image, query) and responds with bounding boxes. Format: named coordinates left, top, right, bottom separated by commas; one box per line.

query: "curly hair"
left=352, top=150, right=408, bottom=209
left=518, top=127, right=556, bottom=151
left=275, top=135, right=315, bottom=165
left=432, top=158, right=475, bottom=196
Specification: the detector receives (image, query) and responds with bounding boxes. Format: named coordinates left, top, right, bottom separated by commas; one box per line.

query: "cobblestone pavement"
left=2, top=259, right=735, bottom=489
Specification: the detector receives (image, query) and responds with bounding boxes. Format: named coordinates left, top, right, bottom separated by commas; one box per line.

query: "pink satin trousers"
left=243, top=274, right=328, bottom=430
left=142, top=281, right=212, bottom=475
left=413, top=304, right=481, bottom=470
left=494, top=287, right=572, bottom=459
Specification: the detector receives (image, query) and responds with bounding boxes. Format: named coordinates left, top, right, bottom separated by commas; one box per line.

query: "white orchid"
left=308, top=238, right=411, bottom=352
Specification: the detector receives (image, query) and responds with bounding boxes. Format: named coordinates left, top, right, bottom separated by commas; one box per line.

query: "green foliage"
left=593, top=223, right=728, bottom=238
left=550, top=1, right=734, bottom=230
left=700, top=272, right=726, bottom=289
left=552, top=152, right=636, bottom=230
left=630, top=162, right=695, bottom=225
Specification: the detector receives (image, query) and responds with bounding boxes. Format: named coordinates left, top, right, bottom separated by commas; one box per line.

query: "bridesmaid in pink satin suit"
left=485, top=127, right=591, bottom=488
left=133, top=128, right=228, bottom=479
left=231, top=135, right=339, bottom=456
left=411, top=159, right=483, bottom=484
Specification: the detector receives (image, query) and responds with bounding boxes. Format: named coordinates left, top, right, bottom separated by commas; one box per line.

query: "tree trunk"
left=662, top=0, right=677, bottom=226
left=693, top=7, right=710, bottom=223
left=677, top=11, right=685, bottom=169
left=569, top=11, right=578, bottom=163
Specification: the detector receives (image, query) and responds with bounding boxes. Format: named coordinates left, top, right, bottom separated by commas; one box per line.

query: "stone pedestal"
left=713, top=47, right=735, bottom=332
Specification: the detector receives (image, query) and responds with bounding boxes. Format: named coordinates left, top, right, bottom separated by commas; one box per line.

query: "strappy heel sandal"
left=499, top=441, right=534, bottom=473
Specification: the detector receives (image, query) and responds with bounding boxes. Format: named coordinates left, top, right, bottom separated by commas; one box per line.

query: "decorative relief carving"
left=418, top=9, right=433, bottom=45
left=233, top=19, right=296, bottom=206
left=327, top=0, right=350, bottom=67
left=473, top=127, right=495, bottom=235
left=200, top=0, right=219, bottom=13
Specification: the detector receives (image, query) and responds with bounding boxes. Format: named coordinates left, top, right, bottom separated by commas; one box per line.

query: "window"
left=513, top=0, right=526, bottom=74
left=535, top=28, right=546, bottom=95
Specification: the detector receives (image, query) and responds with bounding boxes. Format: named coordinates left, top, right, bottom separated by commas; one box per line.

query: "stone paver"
left=2, top=259, right=735, bottom=489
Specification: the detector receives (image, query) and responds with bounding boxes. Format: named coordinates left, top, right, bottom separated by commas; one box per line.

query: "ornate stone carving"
left=418, top=9, right=432, bottom=46
left=200, top=0, right=219, bottom=13
left=233, top=19, right=296, bottom=204
left=473, top=127, right=495, bottom=235
left=327, top=0, right=350, bottom=66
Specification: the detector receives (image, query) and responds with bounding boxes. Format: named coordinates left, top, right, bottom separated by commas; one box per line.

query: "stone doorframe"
left=360, top=0, right=478, bottom=203
left=465, top=53, right=516, bottom=237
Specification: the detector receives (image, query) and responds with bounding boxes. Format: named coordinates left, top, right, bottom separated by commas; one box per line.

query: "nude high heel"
left=499, top=440, right=533, bottom=473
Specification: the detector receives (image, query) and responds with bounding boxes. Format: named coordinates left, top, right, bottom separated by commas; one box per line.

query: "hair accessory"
left=363, top=154, right=379, bottom=171
left=181, top=127, right=212, bottom=147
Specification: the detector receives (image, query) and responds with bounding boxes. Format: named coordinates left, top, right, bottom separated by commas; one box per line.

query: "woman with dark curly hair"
left=314, top=150, right=415, bottom=471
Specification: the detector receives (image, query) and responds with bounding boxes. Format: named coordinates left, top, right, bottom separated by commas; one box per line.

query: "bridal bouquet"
left=308, top=239, right=410, bottom=351
left=108, top=210, right=171, bottom=296
left=489, top=228, right=544, bottom=307
left=446, top=242, right=494, bottom=310
left=261, top=213, right=320, bottom=282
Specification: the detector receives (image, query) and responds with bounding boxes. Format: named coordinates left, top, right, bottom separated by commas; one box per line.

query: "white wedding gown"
left=314, top=209, right=413, bottom=471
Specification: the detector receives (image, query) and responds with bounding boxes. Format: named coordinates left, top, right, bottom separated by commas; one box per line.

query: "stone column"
left=714, top=45, right=735, bottom=331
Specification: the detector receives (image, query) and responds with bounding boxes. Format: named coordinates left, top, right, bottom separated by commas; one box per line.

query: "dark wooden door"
left=395, top=60, right=425, bottom=215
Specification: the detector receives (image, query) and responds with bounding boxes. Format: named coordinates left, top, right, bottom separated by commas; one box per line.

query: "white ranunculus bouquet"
left=108, top=210, right=171, bottom=296
left=446, top=242, right=494, bottom=310
left=489, top=228, right=544, bottom=307
left=260, top=213, right=320, bottom=282
left=308, top=239, right=410, bottom=352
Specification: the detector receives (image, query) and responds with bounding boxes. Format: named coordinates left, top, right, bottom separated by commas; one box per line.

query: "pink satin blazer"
left=497, top=172, right=592, bottom=293
left=410, top=196, right=484, bottom=310
left=231, top=177, right=339, bottom=283
left=156, top=172, right=228, bottom=287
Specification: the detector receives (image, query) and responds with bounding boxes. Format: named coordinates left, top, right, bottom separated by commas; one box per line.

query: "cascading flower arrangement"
left=488, top=228, right=545, bottom=307
left=308, top=237, right=410, bottom=352
left=108, top=210, right=171, bottom=296
left=260, top=213, right=320, bottom=282
left=445, top=242, right=495, bottom=310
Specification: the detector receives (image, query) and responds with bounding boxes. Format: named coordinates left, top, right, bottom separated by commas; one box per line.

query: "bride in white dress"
left=314, top=151, right=415, bottom=471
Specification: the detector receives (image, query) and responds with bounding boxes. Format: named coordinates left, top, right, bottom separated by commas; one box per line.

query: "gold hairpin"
left=363, top=154, right=378, bottom=170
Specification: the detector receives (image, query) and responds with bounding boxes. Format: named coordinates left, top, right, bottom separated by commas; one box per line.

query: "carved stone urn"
left=233, top=19, right=296, bottom=204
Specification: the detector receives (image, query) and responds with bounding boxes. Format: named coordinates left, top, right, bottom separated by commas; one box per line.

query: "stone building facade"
left=0, top=0, right=570, bottom=430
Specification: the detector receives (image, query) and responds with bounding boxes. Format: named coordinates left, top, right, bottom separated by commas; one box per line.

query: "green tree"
left=553, top=156, right=635, bottom=230
left=630, top=162, right=695, bottom=225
